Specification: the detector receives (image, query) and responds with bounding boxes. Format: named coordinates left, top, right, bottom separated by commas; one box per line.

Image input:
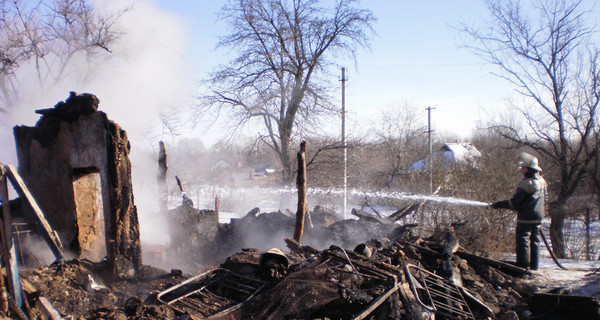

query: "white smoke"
left=0, top=0, right=200, bottom=246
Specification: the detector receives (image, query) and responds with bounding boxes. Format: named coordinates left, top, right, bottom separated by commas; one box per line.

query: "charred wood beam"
left=157, top=141, right=168, bottom=216
left=351, top=208, right=393, bottom=225
left=293, top=141, right=307, bottom=243
left=388, top=202, right=426, bottom=222
left=2, top=165, right=64, bottom=261
left=398, top=240, right=528, bottom=276
left=284, top=238, right=321, bottom=256
left=0, top=168, right=14, bottom=313
left=453, top=250, right=528, bottom=276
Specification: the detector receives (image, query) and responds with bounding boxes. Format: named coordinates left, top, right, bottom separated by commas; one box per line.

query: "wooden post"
left=0, top=166, right=23, bottom=308
left=0, top=169, right=10, bottom=313
left=585, top=208, right=591, bottom=260
left=215, top=196, right=220, bottom=223
left=293, top=141, right=307, bottom=243
left=157, top=141, right=168, bottom=216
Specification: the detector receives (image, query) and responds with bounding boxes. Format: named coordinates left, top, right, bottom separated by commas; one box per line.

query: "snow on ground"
left=519, top=257, right=600, bottom=298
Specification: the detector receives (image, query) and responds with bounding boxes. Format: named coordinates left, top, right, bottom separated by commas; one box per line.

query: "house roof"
left=409, top=143, right=481, bottom=171
left=440, top=143, right=481, bottom=163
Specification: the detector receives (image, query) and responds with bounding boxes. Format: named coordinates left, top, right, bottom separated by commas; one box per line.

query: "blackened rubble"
left=157, top=195, right=600, bottom=319
left=155, top=236, right=564, bottom=319
left=10, top=200, right=600, bottom=319
left=166, top=199, right=417, bottom=270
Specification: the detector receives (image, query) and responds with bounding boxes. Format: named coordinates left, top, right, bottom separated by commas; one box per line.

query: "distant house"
left=410, top=143, right=481, bottom=171
left=254, top=164, right=277, bottom=176
left=212, top=159, right=232, bottom=171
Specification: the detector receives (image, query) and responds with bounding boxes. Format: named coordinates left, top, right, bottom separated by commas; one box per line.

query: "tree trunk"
left=279, top=127, right=294, bottom=184
left=585, top=208, right=591, bottom=260
left=549, top=200, right=567, bottom=258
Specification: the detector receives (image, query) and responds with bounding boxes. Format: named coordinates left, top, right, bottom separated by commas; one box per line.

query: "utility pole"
left=341, top=67, right=348, bottom=219
left=425, top=106, right=436, bottom=194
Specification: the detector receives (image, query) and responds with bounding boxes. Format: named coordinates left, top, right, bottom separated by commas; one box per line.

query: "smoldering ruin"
left=0, top=93, right=598, bottom=319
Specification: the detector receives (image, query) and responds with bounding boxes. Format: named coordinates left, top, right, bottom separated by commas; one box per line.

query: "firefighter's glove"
left=490, top=201, right=502, bottom=209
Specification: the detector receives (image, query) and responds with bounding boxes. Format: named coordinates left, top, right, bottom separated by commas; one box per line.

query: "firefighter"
left=490, top=153, right=547, bottom=270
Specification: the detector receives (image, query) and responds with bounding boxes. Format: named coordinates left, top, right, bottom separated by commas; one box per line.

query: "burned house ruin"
left=0, top=94, right=597, bottom=320
left=12, top=92, right=141, bottom=276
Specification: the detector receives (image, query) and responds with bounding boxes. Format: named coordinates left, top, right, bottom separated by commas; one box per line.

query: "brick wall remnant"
left=13, top=92, right=142, bottom=277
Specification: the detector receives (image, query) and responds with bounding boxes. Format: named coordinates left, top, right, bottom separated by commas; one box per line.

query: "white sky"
left=2, top=0, right=598, bottom=160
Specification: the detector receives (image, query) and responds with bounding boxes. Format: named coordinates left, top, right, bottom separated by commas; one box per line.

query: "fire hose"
left=539, top=228, right=596, bottom=271
left=539, top=229, right=569, bottom=270
left=486, top=202, right=592, bottom=271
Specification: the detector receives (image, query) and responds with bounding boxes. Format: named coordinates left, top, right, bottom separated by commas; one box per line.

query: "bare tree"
left=0, top=0, right=128, bottom=112
left=460, top=0, right=600, bottom=257
left=201, top=0, right=376, bottom=184
left=372, top=102, right=428, bottom=189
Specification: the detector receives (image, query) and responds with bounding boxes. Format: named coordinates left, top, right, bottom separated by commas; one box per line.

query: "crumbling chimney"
left=13, top=92, right=142, bottom=277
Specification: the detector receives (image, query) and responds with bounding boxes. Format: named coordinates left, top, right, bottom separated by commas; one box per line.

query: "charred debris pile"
left=159, top=197, right=600, bottom=320
left=16, top=218, right=600, bottom=319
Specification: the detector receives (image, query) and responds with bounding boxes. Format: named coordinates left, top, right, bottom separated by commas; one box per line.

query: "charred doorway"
left=72, top=168, right=106, bottom=260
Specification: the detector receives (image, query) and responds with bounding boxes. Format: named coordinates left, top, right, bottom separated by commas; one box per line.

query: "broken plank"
left=37, top=297, right=65, bottom=320
left=351, top=208, right=393, bottom=225
left=3, top=164, right=64, bottom=260
left=454, top=250, right=528, bottom=276
left=0, top=167, right=24, bottom=308
left=352, top=282, right=399, bottom=320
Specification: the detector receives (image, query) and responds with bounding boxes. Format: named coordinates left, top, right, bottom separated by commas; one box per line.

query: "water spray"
left=304, top=187, right=490, bottom=208
left=196, top=185, right=490, bottom=212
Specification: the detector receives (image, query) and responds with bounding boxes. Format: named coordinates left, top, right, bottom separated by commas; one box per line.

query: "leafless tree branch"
left=197, top=0, right=375, bottom=184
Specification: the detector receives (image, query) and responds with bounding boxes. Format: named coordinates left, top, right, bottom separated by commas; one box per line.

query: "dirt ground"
left=19, top=259, right=192, bottom=319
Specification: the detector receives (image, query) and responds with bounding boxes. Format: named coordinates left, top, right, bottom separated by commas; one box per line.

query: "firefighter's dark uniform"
left=491, top=171, right=547, bottom=270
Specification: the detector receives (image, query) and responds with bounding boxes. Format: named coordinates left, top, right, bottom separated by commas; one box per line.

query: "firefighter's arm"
left=490, top=200, right=510, bottom=209
left=491, top=187, right=529, bottom=209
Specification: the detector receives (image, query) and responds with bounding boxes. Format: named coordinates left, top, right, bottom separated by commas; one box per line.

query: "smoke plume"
left=0, top=0, right=199, bottom=246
